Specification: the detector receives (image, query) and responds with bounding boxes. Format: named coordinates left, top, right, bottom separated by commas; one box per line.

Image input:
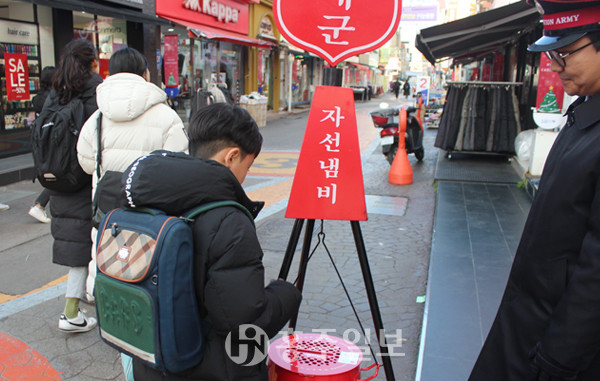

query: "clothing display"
left=435, top=82, right=522, bottom=154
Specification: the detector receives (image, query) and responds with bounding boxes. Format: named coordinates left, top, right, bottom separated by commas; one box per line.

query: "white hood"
left=96, top=72, right=167, bottom=122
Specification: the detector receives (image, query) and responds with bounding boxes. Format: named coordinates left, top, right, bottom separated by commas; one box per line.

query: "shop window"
left=73, top=12, right=128, bottom=79
left=219, top=42, right=242, bottom=102
left=0, top=17, right=40, bottom=157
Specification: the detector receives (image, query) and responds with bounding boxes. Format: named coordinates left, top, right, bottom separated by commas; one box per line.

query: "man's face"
left=550, top=37, right=600, bottom=96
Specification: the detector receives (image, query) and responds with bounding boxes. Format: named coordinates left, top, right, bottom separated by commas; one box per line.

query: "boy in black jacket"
left=129, top=103, right=301, bottom=380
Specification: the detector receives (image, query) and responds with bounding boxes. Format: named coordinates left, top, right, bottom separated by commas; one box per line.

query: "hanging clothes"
left=435, top=82, right=522, bottom=155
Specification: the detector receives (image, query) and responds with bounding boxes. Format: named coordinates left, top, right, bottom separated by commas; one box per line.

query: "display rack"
left=435, top=81, right=523, bottom=159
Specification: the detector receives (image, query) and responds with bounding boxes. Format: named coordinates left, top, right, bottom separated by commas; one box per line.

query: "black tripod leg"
left=288, top=219, right=315, bottom=331
left=278, top=219, right=305, bottom=280
left=351, top=221, right=396, bottom=381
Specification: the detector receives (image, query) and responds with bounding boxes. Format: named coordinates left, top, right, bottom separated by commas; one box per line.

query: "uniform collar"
left=571, top=94, right=600, bottom=130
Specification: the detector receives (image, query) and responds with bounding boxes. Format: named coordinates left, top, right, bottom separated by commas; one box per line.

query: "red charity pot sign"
left=274, top=0, right=402, bottom=66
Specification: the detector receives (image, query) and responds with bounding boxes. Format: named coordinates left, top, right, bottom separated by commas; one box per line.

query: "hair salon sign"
left=4, top=53, right=30, bottom=101
left=274, top=0, right=402, bottom=66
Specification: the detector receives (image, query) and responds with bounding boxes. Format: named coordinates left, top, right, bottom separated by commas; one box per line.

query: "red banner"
left=274, top=0, right=402, bottom=66
left=4, top=53, right=30, bottom=101
left=163, top=35, right=179, bottom=88
left=536, top=53, right=564, bottom=112
left=99, top=58, right=110, bottom=80
left=285, top=86, right=366, bottom=221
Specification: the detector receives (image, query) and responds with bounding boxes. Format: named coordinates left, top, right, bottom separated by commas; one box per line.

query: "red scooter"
left=369, top=106, right=424, bottom=164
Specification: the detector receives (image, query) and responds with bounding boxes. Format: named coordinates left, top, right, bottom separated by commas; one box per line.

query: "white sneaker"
left=29, top=205, right=50, bottom=223
left=58, top=310, right=97, bottom=333
left=0, top=203, right=9, bottom=211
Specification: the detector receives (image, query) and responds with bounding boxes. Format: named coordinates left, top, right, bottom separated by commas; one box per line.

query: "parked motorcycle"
left=369, top=106, right=425, bottom=164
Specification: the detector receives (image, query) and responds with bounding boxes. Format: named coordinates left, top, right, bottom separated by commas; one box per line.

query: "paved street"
left=0, top=91, right=436, bottom=380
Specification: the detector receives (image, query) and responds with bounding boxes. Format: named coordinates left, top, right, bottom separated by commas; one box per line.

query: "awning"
left=416, top=1, right=539, bottom=65
left=162, top=15, right=275, bottom=49
left=22, top=0, right=171, bottom=25
left=347, top=62, right=370, bottom=70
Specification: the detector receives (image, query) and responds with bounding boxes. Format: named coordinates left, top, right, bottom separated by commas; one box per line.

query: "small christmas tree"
left=537, top=87, right=561, bottom=113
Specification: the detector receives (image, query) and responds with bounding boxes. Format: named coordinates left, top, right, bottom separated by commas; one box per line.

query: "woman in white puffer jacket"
left=77, top=47, right=188, bottom=302
left=78, top=47, right=188, bottom=181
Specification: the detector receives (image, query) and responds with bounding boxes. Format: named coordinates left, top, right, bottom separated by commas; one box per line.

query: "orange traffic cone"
left=389, top=107, right=413, bottom=185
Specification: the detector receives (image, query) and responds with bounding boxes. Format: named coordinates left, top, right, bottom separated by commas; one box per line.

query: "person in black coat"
left=469, top=2, right=600, bottom=380
left=403, top=80, right=411, bottom=99
left=28, top=66, right=56, bottom=224
left=130, top=103, right=302, bottom=380
left=46, top=40, right=102, bottom=333
left=392, top=78, right=401, bottom=99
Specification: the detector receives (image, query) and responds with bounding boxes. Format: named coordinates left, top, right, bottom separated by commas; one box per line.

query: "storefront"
left=416, top=0, right=541, bottom=132
left=155, top=0, right=273, bottom=118
left=0, top=0, right=166, bottom=159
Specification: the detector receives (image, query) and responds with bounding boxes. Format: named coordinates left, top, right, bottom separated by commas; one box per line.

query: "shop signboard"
left=274, top=0, right=402, bottom=66
left=156, top=0, right=249, bottom=35
left=416, top=75, right=430, bottom=106
left=0, top=20, right=38, bottom=45
left=4, top=53, right=30, bottom=101
left=400, top=5, right=438, bottom=22
left=285, top=86, right=366, bottom=221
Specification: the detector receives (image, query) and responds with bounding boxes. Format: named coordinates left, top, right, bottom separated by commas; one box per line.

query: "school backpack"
left=30, top=93, right=90, bottom=192
left=94, top=201, right=254, bottom=373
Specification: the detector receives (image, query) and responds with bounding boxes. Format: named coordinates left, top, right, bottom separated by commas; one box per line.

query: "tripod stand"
left=278, top=218, right=396, bottom=381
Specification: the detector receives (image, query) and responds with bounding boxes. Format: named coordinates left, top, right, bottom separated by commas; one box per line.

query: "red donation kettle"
left=268, top=333, right=379, bottom=381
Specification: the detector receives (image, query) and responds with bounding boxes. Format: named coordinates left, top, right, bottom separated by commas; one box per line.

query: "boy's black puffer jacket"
left=126, top=151, right=302, bottom=381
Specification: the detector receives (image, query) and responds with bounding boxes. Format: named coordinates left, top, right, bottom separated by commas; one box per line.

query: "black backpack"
left=31, top=92, right=91, bottom=193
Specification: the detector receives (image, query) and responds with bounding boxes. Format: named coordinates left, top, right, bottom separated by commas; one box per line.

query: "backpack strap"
left=181, top=200, right=254, bottom=227
left=95, top=111, right=103, bottom=180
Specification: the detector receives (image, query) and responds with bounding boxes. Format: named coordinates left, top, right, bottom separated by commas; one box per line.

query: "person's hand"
left=529, top=343, right=578, bottom=381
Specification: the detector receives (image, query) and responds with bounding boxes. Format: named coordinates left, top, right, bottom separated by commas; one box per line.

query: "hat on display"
left=527, top=0, right=600, bottom=52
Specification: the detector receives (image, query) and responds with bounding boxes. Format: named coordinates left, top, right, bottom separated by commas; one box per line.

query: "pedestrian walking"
left=403, top=80, right=411, bottom=99
left=469, top=1, right=600, bottom=380
left=76, top=46, right=188, bottom=303
left=44, top=39, right=102, bottom=333
left=28, top=66, right=56, bottom=224
left=392, top=78, right=401, bottom=99
left=127, top=103, right=302, bottom=380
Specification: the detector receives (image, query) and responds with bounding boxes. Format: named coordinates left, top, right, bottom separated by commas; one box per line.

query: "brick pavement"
left=0, top=93, right=435, bottom=380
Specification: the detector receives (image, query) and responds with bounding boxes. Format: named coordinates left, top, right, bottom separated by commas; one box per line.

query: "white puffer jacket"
left=77, top=72, right=188, bottom=195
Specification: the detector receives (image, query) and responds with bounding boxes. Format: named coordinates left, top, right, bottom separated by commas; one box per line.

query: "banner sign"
left=285, top=86, right=367, bottom=221
left=274, top=0, right=402, bottom=66
left=400, top=5, right=437, bottom=22
left=163, top=34, right=179, bottom=88
left=536, top=53, right=564, bottom=112
left=4, top=53, right=30, bottom=101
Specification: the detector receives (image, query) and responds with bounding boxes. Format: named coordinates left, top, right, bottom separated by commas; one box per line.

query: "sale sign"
left=5, top=53, right=30, bottom=101
left=274, top=0, right=402, bottom=66
left=285, top=86, right=367, bottom=221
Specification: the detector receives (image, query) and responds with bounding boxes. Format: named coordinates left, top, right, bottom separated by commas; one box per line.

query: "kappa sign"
left=274, top=0, right=402, bottom=66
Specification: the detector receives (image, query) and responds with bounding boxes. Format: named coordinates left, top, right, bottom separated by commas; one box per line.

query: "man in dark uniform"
left=468, top=1, right=600, bottom=380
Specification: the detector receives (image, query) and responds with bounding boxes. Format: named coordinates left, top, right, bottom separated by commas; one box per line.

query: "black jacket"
left=128, top=151, right=302, bottom=381
left=49, top=72, right=102, bottom=267
left=469, top=95, right=600, bottom=380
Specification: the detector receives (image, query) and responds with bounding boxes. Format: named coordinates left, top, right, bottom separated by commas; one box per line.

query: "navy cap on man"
left=528, top=0, right=600, bottom=52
